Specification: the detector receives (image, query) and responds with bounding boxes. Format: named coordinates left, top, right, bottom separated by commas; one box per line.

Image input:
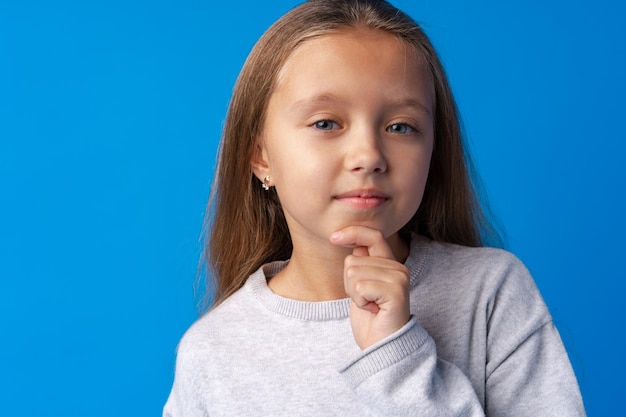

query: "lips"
left=334, top=189, right=390, bottom=209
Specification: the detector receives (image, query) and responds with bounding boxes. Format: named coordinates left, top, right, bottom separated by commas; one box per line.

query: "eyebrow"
left=290, top=93, right=347, bottom=113
left=383, top=97, right=433, bottom=116
left=289, top=93, right=432, bottom=116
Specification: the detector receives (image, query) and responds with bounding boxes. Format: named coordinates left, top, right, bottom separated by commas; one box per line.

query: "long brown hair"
left=199, top=0, right=501, bottom=311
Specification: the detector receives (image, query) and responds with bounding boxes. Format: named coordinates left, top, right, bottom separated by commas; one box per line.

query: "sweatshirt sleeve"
left=483, top=255, right=586, bottom=416
left=485, top=321, right=585, bottom=416
left=162, top=334, right=210, bottom=417
left=339, top=317, right=486, bottom=416
left=338, top=249, right=586, bottom=416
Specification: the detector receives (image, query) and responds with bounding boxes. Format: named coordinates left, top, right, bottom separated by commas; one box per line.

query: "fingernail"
left=330, top=231, right=342, bottom=241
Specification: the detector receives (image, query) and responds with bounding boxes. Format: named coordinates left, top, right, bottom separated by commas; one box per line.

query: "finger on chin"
left=329, top=226, right=392, bottom=258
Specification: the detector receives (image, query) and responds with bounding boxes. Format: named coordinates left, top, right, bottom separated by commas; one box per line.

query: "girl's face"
left=253, top=28, right=434, bottom=254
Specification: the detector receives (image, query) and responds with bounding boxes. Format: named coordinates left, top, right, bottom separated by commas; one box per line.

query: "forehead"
left=272, top=27, right=434, bottom=110
left=279, top=27, right=423, bottom=77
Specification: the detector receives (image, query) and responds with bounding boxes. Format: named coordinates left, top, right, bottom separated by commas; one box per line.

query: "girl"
left=164, top=0, right=585, bottom=415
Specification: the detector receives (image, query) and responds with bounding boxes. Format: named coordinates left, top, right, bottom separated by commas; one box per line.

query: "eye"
left=312, top=119, right=340, bottom=131
left=386, top=123, right=416, bottom=134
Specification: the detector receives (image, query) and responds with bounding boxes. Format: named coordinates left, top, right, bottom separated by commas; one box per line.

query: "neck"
left=269, top=245, right=348, bottom=301
left=268, top=233, right=410, bottom=302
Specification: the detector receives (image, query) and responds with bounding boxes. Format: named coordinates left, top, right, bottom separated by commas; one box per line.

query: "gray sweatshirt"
left=163, top=236, right=585, bottom=416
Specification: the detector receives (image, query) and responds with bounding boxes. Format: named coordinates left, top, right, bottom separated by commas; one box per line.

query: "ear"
left=250, top=135, right=270, bottom=182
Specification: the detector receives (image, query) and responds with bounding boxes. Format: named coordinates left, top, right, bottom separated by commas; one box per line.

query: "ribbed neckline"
left=246, top=235, right=431, bottom=321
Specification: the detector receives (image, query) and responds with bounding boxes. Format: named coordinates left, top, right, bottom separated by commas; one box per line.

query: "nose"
left=344, top=127, right=387, bottom=174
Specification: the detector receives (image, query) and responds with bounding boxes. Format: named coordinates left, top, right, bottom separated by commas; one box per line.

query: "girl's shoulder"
left=176, top=268, right=268, bottom=355
left=410, top=235, right=529, bottom=278
left=409, top=235, right=542, bottom=307
left=410, top=234, right=551, bottom=327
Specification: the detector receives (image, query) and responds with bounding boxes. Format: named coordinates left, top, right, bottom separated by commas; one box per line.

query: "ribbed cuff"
left=339, top=316, right=431, bottom=388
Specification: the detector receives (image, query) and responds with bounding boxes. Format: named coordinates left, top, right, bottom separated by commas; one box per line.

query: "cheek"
left=402, top=150, right=432, bottom=201
left=273, top=143, right=334, bottom=180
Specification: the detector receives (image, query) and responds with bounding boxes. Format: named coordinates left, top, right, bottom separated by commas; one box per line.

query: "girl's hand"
left=330, top=227, right=410, bottom=350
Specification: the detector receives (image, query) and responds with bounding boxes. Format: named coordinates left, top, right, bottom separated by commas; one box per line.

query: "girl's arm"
left=333, top=230, right=585, bottom=416
left=340, top=317, right=486, bottom=416
left=331, top=227, right=486, bottom=416
left=481, top=254, right=586, bottom=415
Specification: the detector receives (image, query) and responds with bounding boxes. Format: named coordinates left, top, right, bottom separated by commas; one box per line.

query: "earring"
left=262, top=176, right=271, bottom=191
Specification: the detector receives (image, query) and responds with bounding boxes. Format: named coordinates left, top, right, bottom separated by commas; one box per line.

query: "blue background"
left=1, top=0, right=624, bottom=415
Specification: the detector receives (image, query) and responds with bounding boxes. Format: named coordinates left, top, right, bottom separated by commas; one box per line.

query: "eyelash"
left=386, top=122, right=418, bottom=135
left=310, top=119, right=419, bottom=134
left=312, top=119, right=340, bottom=131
